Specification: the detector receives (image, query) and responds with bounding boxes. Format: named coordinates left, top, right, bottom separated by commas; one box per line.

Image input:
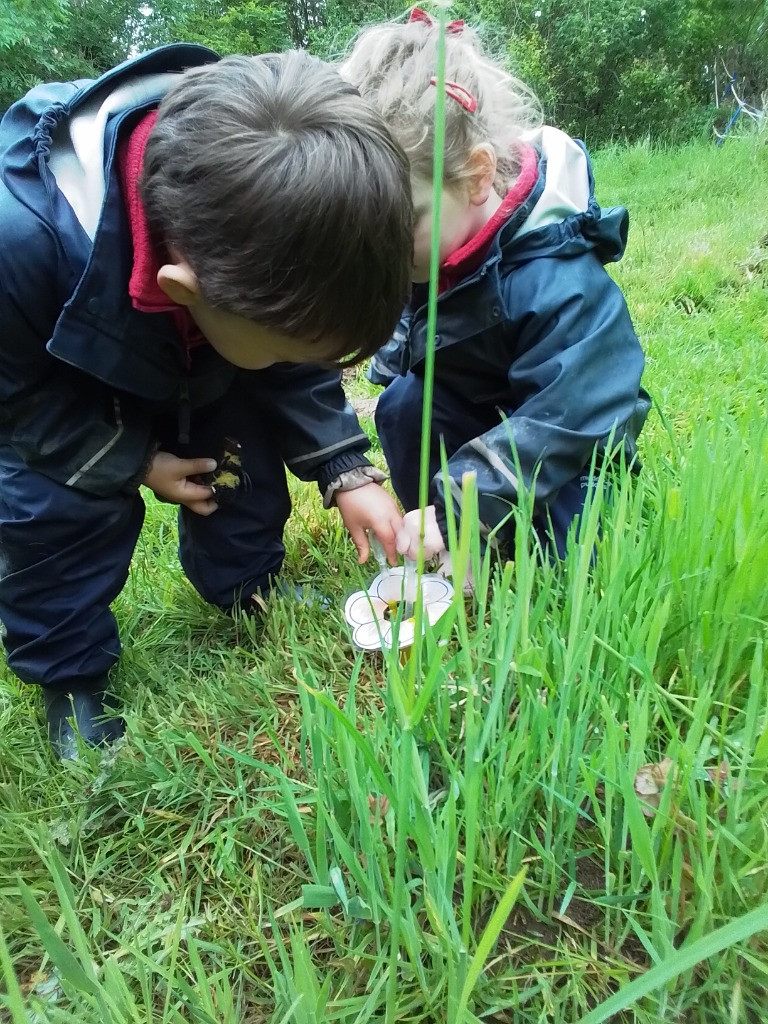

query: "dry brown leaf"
left=367, top=793, right=390, bottom=824
left=634, top=757, right=714, bottom=838
left=635, top=756, right=676, bottom=816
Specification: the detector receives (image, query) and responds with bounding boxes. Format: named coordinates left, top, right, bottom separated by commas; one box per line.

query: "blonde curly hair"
left=340, top=13, right=542, bottom=191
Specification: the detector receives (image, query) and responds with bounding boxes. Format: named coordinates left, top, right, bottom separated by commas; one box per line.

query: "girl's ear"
left=467, top=144, right=497, bottom=206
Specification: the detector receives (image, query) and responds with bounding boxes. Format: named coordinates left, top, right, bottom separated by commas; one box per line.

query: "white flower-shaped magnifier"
left=344, top=566, right=454, bottom=651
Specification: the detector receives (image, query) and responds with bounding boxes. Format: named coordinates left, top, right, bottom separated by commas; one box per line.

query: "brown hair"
left=141, top=51, right=413, bottom=364
left=341, top=17, right=542, bottom=191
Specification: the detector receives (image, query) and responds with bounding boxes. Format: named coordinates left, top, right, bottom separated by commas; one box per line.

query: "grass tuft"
left=2, top=135, right=768, bottom=1023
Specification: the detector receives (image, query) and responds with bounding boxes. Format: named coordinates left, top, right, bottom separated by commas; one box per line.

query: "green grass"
left=2, top=136, right=768, bottom=1022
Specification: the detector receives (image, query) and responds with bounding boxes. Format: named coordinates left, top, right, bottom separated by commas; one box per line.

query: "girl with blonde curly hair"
left=343, top=9, right=651, bottom=563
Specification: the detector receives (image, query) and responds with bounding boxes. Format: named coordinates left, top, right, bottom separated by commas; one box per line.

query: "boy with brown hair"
left=0, top=44, right=412, bottom=759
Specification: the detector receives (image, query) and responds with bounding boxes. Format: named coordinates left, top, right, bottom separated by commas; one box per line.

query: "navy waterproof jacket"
left=370, top=127, right=652, bottom=539
left=0, top=44, right=375, bottom=498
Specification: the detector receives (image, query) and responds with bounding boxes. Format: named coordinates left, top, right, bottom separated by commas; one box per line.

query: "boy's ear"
left=156, top=260, right=201, bottom=307
left=467, top=145, right=497, bottom=206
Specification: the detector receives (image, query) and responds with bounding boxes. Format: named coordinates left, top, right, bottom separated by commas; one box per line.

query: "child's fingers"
left=180, top=457, right=217, bottom=478
left=183, top=496, right=219, bottom=516
left=395, top=527, right=445, bottom=560
left=180, top=478, right=216, bottom=503
left=348, top=525, right=369, bottom=564
left=364, top=519, right=399, bottom=565
left=379, top=518, right=401, bottom=564
left=396, top=527, right=415, bottom=560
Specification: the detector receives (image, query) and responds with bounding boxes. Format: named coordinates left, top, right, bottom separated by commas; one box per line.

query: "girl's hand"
left=396, top=505, right=445, bottom=561
left=143, top=451, right=219, bottom=516
left=335, top=483, right=402, bottom=564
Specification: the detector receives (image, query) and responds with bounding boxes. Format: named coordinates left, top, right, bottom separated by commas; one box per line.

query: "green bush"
left=592, top=57, right=698, bottom=144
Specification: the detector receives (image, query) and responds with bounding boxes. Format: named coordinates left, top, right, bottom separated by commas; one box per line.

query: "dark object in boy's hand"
left=199, top=437, right=249, bottom=504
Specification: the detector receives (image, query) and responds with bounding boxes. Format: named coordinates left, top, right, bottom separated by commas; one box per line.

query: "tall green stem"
left=416, top=4, right=447, bottom=559
left=405, top=0, right=449, bottom=700
left=387, top=7, right=450, bottom=1022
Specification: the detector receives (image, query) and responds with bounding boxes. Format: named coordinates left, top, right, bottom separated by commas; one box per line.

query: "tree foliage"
left=1, top=0, right=767, bottom=142
left=477, top=0, right=768, bottom=142
left=1, top=0, right=69, bottom=104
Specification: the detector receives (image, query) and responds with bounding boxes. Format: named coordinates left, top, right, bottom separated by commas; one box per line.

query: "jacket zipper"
left=177, top=380, right=191, bottom=445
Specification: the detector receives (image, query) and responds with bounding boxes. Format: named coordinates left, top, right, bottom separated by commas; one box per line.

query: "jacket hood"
left=496, top=126, right=629, bottom=267
left=0, top=44, right=221, bottom=403
left=0, top=44, right=219, bottom=243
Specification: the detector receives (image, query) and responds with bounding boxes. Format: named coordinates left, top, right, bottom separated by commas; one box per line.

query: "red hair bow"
left=409, top=7, right=466, bottom=34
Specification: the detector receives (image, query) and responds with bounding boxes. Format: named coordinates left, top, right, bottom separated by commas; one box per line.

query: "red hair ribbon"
left=409, top=7, right=466, bottom=34
left=429, top=76, right=477, bottom=113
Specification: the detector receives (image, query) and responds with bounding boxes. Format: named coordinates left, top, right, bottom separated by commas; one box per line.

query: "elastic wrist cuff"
left=323, top=465, right=387, bottom=509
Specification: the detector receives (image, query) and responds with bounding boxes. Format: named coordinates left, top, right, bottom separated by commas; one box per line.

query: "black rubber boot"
left=43, top=681, right=125, bottom=761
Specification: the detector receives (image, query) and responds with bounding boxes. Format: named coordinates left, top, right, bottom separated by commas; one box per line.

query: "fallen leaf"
left=367, top=793, right=390, bottom=824
left=635, top=756, right=676, bottom=815
left=634, top=757, right=712, bottom=837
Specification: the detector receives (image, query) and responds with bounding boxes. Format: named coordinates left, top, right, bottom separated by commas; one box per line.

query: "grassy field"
left=1, top=136, right=768, bottom=1023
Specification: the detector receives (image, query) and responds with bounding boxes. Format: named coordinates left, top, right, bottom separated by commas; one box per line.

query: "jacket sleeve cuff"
left=316, top=451, right=369, bottom=496
left=122, top=441, right=159, bottom=494
left=434, top=503, right=449, bottom=545
left=323, top=465, right=388, bottom=509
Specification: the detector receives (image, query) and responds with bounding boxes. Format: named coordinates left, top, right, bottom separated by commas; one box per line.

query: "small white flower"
left=344, top=567, right=453, bottom=651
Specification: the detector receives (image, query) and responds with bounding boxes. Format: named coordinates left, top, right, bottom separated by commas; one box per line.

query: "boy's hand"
left=335, top=483, right=402, bottom=564
left=143, top=451, right=219, bottom=516
left=396, top=505, right=445, bottom=561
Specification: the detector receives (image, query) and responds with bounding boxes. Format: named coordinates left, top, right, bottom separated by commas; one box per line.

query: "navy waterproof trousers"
left=0, top=381, right=292, bottom=689
left=375, top=372, right=594, bottom=558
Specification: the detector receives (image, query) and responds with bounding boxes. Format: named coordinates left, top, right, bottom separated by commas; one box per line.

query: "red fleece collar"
left=439, top=144, right=539, bottom=291
left=118, top=110, right=206, bottom=350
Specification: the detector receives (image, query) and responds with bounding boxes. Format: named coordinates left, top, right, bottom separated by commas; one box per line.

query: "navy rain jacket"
left=0, top=44, right=376, bottom=498
left=370, top=127, right=652, bottom=539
